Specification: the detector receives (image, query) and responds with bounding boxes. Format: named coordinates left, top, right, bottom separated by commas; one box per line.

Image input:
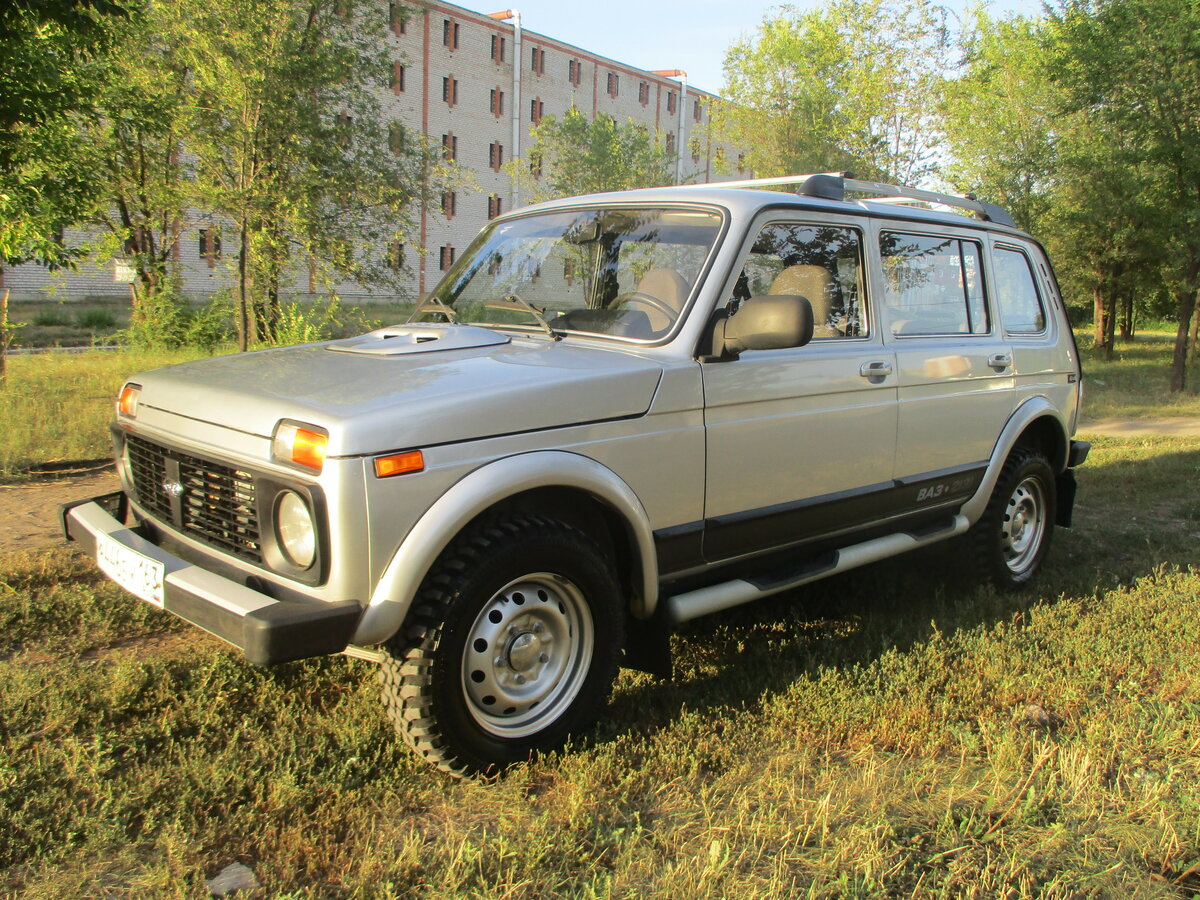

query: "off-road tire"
left=972, top=447, right=1056, bottom=590
left=378, top=514, right=624, bottom=777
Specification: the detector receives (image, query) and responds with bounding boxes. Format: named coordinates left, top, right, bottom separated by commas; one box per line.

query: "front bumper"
left=61, top=492, right=362, bottom=665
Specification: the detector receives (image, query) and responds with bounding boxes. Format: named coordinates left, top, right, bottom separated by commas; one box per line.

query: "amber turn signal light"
left=374, top=450, right=424, bottom=478
left=272, top=421, right=329, bottom=473
left=117, top=383, right=141, bottom=418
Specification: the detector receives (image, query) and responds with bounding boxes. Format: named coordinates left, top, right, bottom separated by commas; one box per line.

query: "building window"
left=638, top=81, right=649, bottom=105
left=606, top=72, right=619, bottom=98
left=490, top=34, right=505, bottom=63
left=487, top=193, right=503, bottom=219
left=737, top=152, right=746, bottom=175
left=441, top=132, right=457, bottom=160
left=390, top=62, right=405, bottom=94
left=665, top=133, right=675, bottom=155
left=490, top=87, right=504, bottom=116
left=199, top=228, right=221, bottom=267
left=441, top=191, right=457, bottom=218
left=690, top=137, right=702, bottom=163
left=529, top=149, right=543, bottom=179
left=489, top=141, right=504, bottom=171
left=667, top=91, right=676, bottom=114
left=563, top=257, right=576, bottom=285
left=567, top=59, right=582, bottom=86
left=386, top=241, right=404, bottom=271
left=336, top=112, right=353, bottom=146
left=530, top=97, right=543, bottom=124
left=388, top=3, right=406, bottom=35
left=693, top=98, right=702, bottom=122
left=442, top=19, right=459, bottom=49
left=442, top=76, right=458, bottom=106
left=388, top=122, right=405, bottom=154
left=531, top=46, right=545, bottom=74
left=439, top=245, right=456, bottom=270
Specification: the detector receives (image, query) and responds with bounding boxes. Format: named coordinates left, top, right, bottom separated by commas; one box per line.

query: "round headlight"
left=275, top=490, right=316, bottom=569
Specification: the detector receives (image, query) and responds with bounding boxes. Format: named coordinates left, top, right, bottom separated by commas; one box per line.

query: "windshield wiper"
left=483, top=293, right=563, bottom=341
left=405, top=297, right=458, bottom=324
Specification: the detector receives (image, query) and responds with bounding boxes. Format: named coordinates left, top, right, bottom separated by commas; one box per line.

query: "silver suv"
left=63, top=174, right=1089, bottom=776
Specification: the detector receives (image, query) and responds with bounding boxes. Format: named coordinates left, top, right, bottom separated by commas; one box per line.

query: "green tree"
left=0, top=0, right=128, bottom=270
left=941, top=13, right=1058, bottom=234
left=713, top=0, right=950, bottom=184
left=514, top=106, right=674, bottom=202
left=181, top=0, right=438, bottom=349
left=81, top=1, right=195, bottom=323
left=1049, top=0, right=1200, bottom=390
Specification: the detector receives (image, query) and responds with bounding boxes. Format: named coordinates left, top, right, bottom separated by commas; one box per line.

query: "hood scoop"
left=325, top=324, right=510, bottom=357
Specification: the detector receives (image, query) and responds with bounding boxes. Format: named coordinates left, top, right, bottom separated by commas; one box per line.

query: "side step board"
left=666, top=515, right=970, bottom=624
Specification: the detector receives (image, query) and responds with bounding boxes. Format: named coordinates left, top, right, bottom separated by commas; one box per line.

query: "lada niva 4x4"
left=64, top=174, right=1089, bottom=775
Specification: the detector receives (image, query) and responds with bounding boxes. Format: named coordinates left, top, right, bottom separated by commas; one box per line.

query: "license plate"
left=96, top=532, right=165, bottom=608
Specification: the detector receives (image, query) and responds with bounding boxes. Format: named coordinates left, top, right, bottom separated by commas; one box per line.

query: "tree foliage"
left=178, top=0, right=439, bottom=349
left=714, top=0, right=949, bottom=184
left=0, top=0, right=129, bottom=269
left=516, top=107, right=674, bottom=202
left=1047, top=0, right=1200, bottom=388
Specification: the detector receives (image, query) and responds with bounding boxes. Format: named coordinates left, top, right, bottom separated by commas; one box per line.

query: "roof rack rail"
left=684, top=172, right=1017, bottom=228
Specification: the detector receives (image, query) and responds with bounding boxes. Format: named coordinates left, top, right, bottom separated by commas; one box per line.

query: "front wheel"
left=972, top=447, right=1056, bottom=590
left=378, top=514, right=624, bottom=777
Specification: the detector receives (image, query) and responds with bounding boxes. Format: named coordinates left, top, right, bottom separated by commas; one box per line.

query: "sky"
left=456, top=0, right=1046, bottom=95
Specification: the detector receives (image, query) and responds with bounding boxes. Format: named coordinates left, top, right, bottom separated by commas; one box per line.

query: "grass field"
left=1076, top=328, right=1200, bottom=421
left=2, top=327, right=1200, bottom=897
left=0, top=348, right=213, bottom=477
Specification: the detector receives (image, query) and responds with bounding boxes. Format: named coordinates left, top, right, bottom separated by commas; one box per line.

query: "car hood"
left=131, top=327, right=664, bottom=457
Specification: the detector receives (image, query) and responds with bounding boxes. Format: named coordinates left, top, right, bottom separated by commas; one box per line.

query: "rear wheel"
left=972, top=447, right=1056, bottom=589
left=378, top=514, right=624, bottom=777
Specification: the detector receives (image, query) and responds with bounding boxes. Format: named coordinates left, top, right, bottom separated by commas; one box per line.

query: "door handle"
left=859, top=360, right=893, bottom=378
left=988, top=353, right=1013, bottom=369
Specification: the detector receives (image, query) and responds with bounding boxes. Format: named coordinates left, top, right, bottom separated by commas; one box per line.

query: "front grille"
left=125, top=434, right=263, bottom=563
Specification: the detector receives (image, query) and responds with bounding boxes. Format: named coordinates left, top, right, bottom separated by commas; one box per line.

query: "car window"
left=993, top=245, right=1047, bottom=334
left=731, top=222, right=867, bottom=339
left=880, top=232, right=988, bottom=336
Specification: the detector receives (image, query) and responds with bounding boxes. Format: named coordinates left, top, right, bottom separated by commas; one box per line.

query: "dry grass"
left=3, top=435, right=1200, bottom=897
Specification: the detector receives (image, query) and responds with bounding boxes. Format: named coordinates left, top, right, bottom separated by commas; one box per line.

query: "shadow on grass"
left=601, top=440, right=1200, bottom=748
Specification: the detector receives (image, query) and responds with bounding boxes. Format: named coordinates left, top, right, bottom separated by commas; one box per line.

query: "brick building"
left=2, top=0, right=742, bottom=304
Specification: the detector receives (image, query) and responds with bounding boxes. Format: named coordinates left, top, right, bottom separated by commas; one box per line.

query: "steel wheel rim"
left=461, top=573, right=594, bottom=738
left=1001, top=475, right=1046, bottom=576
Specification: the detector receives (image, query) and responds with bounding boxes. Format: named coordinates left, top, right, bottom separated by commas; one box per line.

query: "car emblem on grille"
left=162, top=479, right=185, bottom=498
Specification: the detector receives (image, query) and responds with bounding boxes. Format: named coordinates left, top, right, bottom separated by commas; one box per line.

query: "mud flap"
left=622, top=601, right=673, bottom=679
left=1055, top=470, right=1077, bottom=527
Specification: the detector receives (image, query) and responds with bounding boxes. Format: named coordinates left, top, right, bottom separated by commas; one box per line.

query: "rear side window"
left=993, top=245, right=1047, bottom=334
left=880, top=232, right=988, bottom=336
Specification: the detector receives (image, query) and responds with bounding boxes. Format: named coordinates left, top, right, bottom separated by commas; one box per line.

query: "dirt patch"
left=0, top=466, right=120, bottom=552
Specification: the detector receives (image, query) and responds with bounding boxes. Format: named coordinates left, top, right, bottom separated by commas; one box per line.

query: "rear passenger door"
left=989, top=239, right=1076, bottom=420
left=879, top=226, right=1015, bottom=507
left=702, top=215, right=898, bottom=563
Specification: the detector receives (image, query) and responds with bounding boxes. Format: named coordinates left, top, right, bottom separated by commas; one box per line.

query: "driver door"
left=702, top=216, right=898, bottom=563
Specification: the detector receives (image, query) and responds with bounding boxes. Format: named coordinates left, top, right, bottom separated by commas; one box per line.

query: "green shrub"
left=74, top=309, right=118, bottom=330
left=31, top=309, right=71, bottom=328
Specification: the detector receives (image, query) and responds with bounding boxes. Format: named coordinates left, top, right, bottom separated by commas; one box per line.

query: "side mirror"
left=718, top=294, right=814, bottom=355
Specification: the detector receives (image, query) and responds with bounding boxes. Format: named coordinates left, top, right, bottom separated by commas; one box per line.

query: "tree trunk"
left=1119, top=291, right=1134, bottom=341
left=1093, top=286, right=1114, bottom=359
left=0, top=286, right=10, bottom=385
left=237, top=225, right=254, bottom=352
left=1188, top=299, right=1200, bottom=368
left=1169, top=255, right=1200, bottom=392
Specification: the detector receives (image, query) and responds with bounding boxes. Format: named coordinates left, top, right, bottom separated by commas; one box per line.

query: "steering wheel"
left=614, top=291, right=679, bottom=325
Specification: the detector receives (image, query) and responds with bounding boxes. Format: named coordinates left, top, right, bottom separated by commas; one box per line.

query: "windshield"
left=423, top=207, right=724, bottom=341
